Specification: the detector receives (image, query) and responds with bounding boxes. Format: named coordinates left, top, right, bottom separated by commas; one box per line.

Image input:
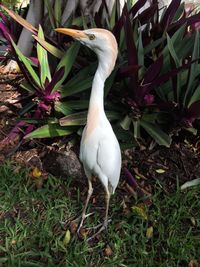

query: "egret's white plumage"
left=56, top=27, right=121, bottom=237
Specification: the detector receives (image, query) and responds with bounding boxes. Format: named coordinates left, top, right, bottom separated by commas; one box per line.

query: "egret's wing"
left=97, top=136, right=121, bottom=192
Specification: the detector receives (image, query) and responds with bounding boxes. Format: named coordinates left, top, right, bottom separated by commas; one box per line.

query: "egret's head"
left=55, top=28, right=118, bottom=77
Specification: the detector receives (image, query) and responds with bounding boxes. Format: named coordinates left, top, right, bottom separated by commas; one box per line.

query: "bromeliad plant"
left=107, top=0, right=200, bottom=147
left=1, top=0, right=200, bottom=148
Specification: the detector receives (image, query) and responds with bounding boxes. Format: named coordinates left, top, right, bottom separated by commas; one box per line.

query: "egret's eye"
left=88, top=34, right=95, bottom=40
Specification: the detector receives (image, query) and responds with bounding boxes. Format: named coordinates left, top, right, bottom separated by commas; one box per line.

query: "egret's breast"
left=84, top=105, right=100, bottom=141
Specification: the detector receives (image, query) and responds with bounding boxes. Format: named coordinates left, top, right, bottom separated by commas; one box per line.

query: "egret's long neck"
left=88, top=65, right=106, bottom=113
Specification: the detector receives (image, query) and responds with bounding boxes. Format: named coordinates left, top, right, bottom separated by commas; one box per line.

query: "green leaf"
left=133, top=120, right=140, bottom=139
left=18, top=102, right=36, bottom=116
left=54, top=101, right=73, bottom=115
left=1, top=5, right=37, bottom=34
left=61, top=100, right=89, bottom=110
left=184, top=30, right=200, bottom=106
left=20, top=80, right=35, bottom=93
left=120, top=115, right=132, bottom=130
left=54, top=0, right=61, bottom=27
left=24, top=124, right=76, bottom=139
left=188, top=84, right=200, bottom=107
left=44, top=0, right=56, bottom=29
left=59, top=111, right=120, bottom=126
left=110, top=1, right=116, bottom=30
left=10, top=38, right=41, bottom=87
left=61, top=77, right=92, bottom=97
left=59, top=111, right=87, bottom=126
left=33, top=35, right=64, bottom=59
left=105, top=68, right=118, bottom=96
left=140, top=120, right=172, bottom=147
left=37, top=25, right=51, bottom=87
left=55, top=42, right=80, bottom=90
left=167, top=34, right=181, bottom=66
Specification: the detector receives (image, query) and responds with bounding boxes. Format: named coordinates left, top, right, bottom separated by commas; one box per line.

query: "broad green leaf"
left=137, top=30, right=144, bottom=79
left=59, top=111, right=87, bottom=126
left=167, top=34, right=181, bottom=66
left=24, top=124, right=76, bottom=139
left=54, top=0, right=61, bottom=27
left=54, top=101, right=73, bottom=115
left=61, top=77, right=92, bottom=97
left=37, top=25, right=51, bottom=87
left=144, top=36, right=166, bottom=55
left=33, top=36, right=64, bottom=59
left=21, top=118, right=58, bottom=124
left=55, top=42, right=80, bottom=90
left=181, top=178, right=200, bottom=190
left=188, top=84, right=200, bottom=107
left=110, top=1, right=117, bottom=30
left=140, top=120, right=172, bottom=147
left=44, top=0, right=56, bottom=29
left=18, top=102, right=36, bottom=116
left=10, top=38, right=41, bottom=87
left=120, top=115, right=132, bottom=130
left=20, top=80, right=35, bottom=93
left=59, top=111, right=120, bottom=126
left=1, top=5, right=37, bottom=33
left=61, top=100, right=89, bottom=110
left=166, top=33, right=181, bottom=101
left=133, top=120, right=140, bottom=139
left=184, top=30, right=200, bottom=106
left=72, top=16, right=90, bottom=27
left=105, top=68, right=118, bottom=96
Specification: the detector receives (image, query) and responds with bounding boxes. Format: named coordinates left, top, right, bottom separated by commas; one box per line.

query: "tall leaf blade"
left=54, top=42, right=80, bottom=90
left=43, top=0, right=56, bottom=29
left=24, top=124, right=76, bottom=139
left=10, top=38, right=41, bottom=87
left=37, top=25, right=51, bottom=87
left=33, top=35, right=64, bottom=59
left=184, top=30, right=200, bottom=106
left=140, top=120, right=172, bottom=147
left=0, top=4, right=37, bottom=34
left=54, top=0, right=61, bottom=27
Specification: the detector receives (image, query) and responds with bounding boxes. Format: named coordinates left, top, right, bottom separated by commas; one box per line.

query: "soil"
left=0, top=68, right=200, bottom=197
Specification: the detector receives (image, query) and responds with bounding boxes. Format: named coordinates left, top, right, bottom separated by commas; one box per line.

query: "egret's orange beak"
left=55, top=28, right=87, bottom=39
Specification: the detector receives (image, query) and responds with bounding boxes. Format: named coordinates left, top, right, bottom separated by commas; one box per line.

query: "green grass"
left=0, top=162, right=199, bottom=267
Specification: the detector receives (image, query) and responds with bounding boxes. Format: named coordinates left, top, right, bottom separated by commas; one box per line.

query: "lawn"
left=0, top=162, right=199, bottom=267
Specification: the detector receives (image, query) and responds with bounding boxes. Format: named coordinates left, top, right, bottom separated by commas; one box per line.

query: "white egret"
left=55, top=27, right=121, bottom=237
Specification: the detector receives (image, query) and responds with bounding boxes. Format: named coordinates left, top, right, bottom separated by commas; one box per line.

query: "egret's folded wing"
left=97, top=137, right=121, bottom=192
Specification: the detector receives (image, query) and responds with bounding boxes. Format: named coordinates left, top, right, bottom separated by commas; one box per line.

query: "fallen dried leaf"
left=79, top=227, right=89, bottom=239
left=188, top=259, right=198, bottom=267
left=70, top=221, right=78, bottom=234
left=190, top=217, right=196, bottom=226
left=104, top=245, right=113, bottom=256
left=32, top=167, right=42, bottom=178
left=155, top=169, right=166, bottom=174
left=131, top=204, right=148, bottom=220
left=63, top=229, right=71, bottom=246
left=146, top=226, right=153, bottom=239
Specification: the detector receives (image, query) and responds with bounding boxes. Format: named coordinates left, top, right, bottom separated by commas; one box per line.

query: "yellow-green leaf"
left=37, top=25, right=51, bottom=87
left=131, top=205, right=148, bottom=220
left=33, top=35, right=64, bottom=59
left=155, top=169, right=166, bottom=174
left=63, top=230, right=71, bottom=246
left=146, top=226, right=153, bottom=239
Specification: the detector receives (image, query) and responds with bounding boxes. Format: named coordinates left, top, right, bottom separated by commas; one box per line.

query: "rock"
left=42, top=150, right=83, bottom=179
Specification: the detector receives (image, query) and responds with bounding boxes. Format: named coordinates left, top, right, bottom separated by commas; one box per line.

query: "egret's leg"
left=77, top=178, right=93, bottom=233
left=87, top=189, right=111, bottom=241
left=104, top=189, right=111, bottom=228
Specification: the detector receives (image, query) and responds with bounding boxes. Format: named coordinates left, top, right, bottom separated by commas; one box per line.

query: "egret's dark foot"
left=87, top=219, right=111, bottom=241
left=77, top=212, right=94, bottom=234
